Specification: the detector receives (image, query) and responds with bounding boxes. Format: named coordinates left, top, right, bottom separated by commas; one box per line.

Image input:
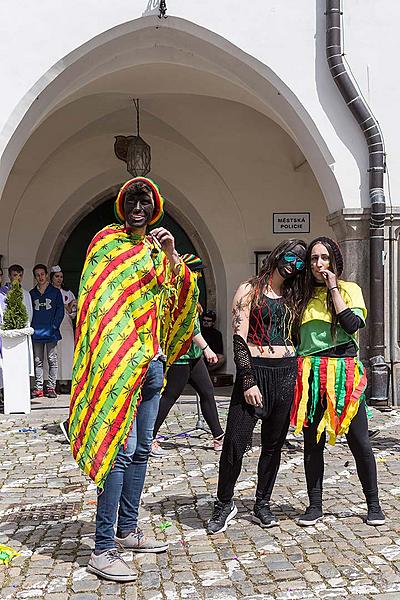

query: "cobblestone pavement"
left=0, top=393, right=400, bottom=600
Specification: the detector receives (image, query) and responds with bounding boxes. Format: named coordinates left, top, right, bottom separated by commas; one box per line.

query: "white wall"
left=1, top=0, right=397, bottom=373
left=0, top=1, right=399, bottom=210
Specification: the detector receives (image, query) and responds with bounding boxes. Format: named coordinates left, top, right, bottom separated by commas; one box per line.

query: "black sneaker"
left=366, top=504, right=385, bottom=526
left=252, top=502, right=279, bottom=528
left=297, top=506, right=323, bottom=526
left=59, top=420, right=70, bottom=443
left=207, top=500, right=237, bottom=534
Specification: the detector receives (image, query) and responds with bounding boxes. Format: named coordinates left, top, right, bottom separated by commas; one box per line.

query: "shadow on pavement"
left=143, top=493, right=212, bottom=530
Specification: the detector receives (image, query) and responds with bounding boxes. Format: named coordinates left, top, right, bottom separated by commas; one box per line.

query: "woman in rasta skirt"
left=292, top=237, right=385, bottom=527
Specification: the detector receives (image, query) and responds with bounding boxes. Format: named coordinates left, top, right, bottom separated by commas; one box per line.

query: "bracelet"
left=329, top=286, right=338, bottom=291
left=202, top=344, right=209, bottom=351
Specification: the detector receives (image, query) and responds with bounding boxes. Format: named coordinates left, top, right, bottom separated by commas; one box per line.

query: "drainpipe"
left=325, top=0, right=389, bottom=405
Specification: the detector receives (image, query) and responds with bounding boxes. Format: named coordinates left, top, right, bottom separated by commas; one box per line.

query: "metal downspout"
left=325, top=0, right=389, bottom=405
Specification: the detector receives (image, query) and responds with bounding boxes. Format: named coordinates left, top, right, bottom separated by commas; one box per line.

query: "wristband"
left=202, top=344, right=209, bottom=351
left=329, top=286, right=338, bottom=291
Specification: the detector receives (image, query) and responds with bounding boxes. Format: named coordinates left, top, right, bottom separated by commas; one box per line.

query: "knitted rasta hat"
left=181, top=253, right=206, bottom=272
left=114, top=177, right=164, bottom=226
left=309, top=236, right=343, bottom=276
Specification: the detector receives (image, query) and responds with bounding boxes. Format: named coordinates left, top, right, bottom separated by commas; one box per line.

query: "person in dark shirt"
left=207, top=239, right=306, bottom=534
left=201, top=310, right=225, bottom=372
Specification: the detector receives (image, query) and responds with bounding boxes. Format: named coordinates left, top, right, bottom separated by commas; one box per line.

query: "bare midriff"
left=248, top=342, right=296, bottom=359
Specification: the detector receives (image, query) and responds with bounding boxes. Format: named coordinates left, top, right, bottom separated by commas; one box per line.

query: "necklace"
left=264, top=284, right=282, bottom=299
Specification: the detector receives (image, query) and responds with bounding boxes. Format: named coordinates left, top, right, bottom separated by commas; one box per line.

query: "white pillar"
left=1, top=332, right=32, bottom=414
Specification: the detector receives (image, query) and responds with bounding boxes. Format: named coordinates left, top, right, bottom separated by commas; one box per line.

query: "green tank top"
left=174, top=316, right=202, bottom=364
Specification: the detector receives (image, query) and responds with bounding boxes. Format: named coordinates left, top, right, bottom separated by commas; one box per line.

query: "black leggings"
left=153, top=357, right=224, bottom=439
left=304, top=400, right=379, bottom=507
left=217, top=357, right=297, bottom=504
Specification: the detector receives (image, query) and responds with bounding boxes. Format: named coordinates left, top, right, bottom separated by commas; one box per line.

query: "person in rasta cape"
left=69, top=177, right=198, bottom=582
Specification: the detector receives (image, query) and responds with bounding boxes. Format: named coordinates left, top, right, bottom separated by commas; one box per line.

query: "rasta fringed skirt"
left=290, top=356, right=368, bottom=445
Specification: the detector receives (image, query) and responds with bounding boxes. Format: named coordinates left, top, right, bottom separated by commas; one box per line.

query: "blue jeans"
left=95, top=359, right=164, bottom=552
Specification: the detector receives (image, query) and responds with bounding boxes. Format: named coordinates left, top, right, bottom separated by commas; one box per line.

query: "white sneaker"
left=87, top=549, right=137, bottom=582
left=59, top=420, right=70, bottom=443
left=150, top=439, right=169, bottom=458
left=115, top=527, right=169, bottom=553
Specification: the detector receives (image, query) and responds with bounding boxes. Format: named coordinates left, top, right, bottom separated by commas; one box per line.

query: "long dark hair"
left=50, top=270, right=70, bottom=293
left=247, top=238, right=306, bottom=323
left=299, top=238, right=342, bottom=338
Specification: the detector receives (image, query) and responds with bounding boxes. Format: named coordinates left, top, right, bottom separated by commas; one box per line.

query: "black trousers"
left=303, top=399, right=379, bottom=507
left=217, top=357, right=297, bottom=504
left=153, top=357, right=224, bottom=439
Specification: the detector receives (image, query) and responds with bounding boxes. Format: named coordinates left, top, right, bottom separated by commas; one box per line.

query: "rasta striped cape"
left=69, top=224, right=198, bottom=487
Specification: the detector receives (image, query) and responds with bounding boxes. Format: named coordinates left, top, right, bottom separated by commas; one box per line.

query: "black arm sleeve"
left=337, top=308, right=363, bottom=334
left=233, top=334, right=257, bottom=391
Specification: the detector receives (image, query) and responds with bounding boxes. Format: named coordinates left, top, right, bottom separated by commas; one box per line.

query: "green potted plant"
left=0, top=281, right=33, bottom=414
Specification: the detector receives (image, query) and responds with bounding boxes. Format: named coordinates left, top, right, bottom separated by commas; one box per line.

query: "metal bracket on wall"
left=158, top=0, right=167, bottom=19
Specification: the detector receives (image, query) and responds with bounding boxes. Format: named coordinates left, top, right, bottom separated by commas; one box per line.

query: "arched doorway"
left=0, top=16, right=343, bottom=372
left=59, top=197, right=207, bottom=307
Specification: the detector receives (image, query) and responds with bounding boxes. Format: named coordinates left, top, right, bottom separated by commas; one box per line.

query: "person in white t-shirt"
left=0, top=265, right=34, bottom=385
left=0, top=264, right=33, bottom=324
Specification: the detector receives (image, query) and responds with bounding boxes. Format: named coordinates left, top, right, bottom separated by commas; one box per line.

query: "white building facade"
left=0, top=1, right=399, bottom=401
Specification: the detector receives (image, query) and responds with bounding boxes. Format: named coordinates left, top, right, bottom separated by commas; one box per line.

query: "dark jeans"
left=95, top=359, right=164, bottom=551
left=303, top=399, right=379, bottom=508
left=153, top=357, right=223, bottom=439
left=217, top=357, right=297, bottom=504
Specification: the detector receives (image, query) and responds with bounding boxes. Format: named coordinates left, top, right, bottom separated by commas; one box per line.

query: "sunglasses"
left=282, top=252, right=305, bottom=271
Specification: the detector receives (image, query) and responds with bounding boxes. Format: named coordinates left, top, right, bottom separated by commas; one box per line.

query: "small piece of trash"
left=0, top=544, right=20, bottom=565
left=18, top=428, right=37, bottom=434
left=344, top=461, right=350, bottom=467
left=159, top=521, right=172, bottom=532
left=86, top=500, right=97, bottom=505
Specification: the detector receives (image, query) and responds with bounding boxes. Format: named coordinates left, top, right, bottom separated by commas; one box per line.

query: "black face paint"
left=124, top=190, right=154, bottom=230
left=276, top=245, right=306, bottom=279
left=277, top=258, right=296, bottom=279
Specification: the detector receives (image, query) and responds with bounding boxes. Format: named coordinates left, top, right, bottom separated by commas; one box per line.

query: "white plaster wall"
left=0, top=1, right=399, bottom=209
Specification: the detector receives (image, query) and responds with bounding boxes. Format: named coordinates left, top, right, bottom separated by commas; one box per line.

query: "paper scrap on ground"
left=159, top=521, right=172, bottom=532
left=0, top=544, right=20, bottom=565
left=17, top=428, right=37, bottom=433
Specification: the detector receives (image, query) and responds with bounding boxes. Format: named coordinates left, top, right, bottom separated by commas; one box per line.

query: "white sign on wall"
left=273, top=212, right=310, bottom=233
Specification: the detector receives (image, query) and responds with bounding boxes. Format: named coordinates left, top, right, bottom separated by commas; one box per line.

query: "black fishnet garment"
left=222, top=357, right=297, bottom=464
left=217, top=357, right=297, bottom=502
left=233, top=334, right=257, bottom=391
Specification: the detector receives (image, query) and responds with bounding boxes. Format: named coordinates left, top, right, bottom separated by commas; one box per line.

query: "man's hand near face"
left=151, top=228, right=181, bottom=273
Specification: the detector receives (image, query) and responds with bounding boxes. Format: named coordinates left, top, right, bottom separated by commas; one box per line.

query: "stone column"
left=328, top=208, right=400, bottom=406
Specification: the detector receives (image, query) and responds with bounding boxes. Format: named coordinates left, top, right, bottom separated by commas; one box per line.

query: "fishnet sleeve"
left=233, top=334, right=257, bottom=391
